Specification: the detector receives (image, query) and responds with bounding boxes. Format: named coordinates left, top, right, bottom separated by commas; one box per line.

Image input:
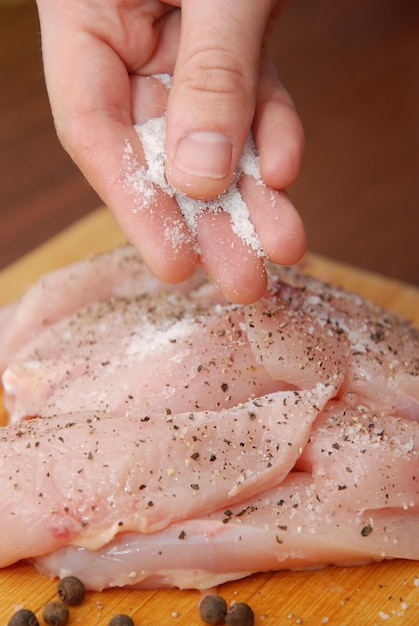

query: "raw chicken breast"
left=295, top=401, right=418, bottom=510
left=3, top=257, right=418, bottom=424
left=247, top=271, right=419, bottom=419
left=0, top=246, right=417, bottom=590
left=3, top=293, right=280, bottom=422
left=34, top=470, right=418, bottom=591
left=0, top=383, right=333, bottom=566
left=0, top=245, right=207, bottom=374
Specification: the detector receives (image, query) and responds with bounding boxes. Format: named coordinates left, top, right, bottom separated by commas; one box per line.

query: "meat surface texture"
left=0, top=246, right=418, bottom=591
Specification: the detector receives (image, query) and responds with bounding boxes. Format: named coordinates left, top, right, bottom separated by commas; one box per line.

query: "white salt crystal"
left=153, top=73, right=173, bottom=89
left=122, top=74, right=266, bottom=255
left=122, top=139, right=157, bottom=213
left=136, top=116, right=174, bottom=197
left=378, top=611, right=390, bottom=620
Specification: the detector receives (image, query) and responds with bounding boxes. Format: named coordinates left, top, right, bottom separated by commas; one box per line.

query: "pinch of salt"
left=153, top=73, right=173, bottom=89
left=136, top=116, right=173, bottom=197
left=134, top=114, right=264, bottom=255
left=122, top=140, right=157, bottom=212
left=123, top=73, right=266, bottom=255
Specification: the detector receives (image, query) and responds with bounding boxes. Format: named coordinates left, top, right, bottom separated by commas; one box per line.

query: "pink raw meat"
left=0, top=383, right=333, bottom=566
left=2, top=293, right=280, bottom=422
left=0, top=246, right=417, bottom=590
left=0, top=245, right=207, bottom=374
left=33, top=470, right=418, bottom=591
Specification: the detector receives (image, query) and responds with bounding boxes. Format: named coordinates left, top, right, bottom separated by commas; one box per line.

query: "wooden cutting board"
left=0, top=208, right=418, bottom=625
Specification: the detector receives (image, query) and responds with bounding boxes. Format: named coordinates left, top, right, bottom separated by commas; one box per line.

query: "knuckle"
left=180, top=46, right=251, bottom=99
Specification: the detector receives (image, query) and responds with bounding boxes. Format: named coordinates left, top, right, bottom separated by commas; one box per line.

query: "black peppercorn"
left=199, top=594, right=228, bottom=624
left=109, top=615, right=135, bottom=626
left=42, top=601, right=69, bottom=626
left=225, top=602, right=255, bottom=626
left=7, top=608, right=39, bottom=626
left=57, top=575, right=86, bottom=606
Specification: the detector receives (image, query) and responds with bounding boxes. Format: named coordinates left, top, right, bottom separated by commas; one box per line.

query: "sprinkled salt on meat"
left=0, top=245, right=417, bottom=590
left=0, top=245, right=207, bottom=374
left=296, top=401, right=418, bottom=511
left=0, top=383, right=333, bottom=566
left=33, top=470, right=418, bottom=591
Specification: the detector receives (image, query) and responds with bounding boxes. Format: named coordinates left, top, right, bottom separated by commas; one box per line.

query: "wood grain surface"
left=0, top=208, right=418, bottom=625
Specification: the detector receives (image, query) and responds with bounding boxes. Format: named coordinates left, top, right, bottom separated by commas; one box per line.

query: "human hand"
left=35, top=0, right=306, bottom=303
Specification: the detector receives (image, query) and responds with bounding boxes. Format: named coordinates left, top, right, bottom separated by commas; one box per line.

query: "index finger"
left=36, top=3, right=197, bottom=283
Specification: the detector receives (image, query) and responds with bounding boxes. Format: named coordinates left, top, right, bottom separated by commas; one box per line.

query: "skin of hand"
left=35, top=0, right=306, bottom=303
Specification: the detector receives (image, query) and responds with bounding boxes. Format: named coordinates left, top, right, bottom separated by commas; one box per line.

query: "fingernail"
left=174, top=131, right=232, bottom=179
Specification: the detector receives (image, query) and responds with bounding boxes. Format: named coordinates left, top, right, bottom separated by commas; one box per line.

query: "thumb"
left=165, top=0, right=273, bottom=200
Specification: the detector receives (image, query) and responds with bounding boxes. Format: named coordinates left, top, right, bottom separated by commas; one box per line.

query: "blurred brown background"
left=0, top=0, right=418, bottom=284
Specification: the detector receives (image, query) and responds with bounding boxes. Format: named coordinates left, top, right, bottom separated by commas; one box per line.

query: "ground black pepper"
left=361, top=524, right=373, bottom=537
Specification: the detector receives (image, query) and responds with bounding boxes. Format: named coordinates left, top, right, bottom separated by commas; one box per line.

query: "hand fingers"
left=194, top=169, right=305, bottom=304
left=164, top=0, right=275, bottom=200
left=195, top=212, right=268, bottom=304
left=36, top=0, right=304, bottom=299
left=240, top=175, right=306, bottom=264
left=253, top=54, right=305, bottom=189
left=36, top=3, right=197, bottom=283
left=130, top=74, right=170, bottom=124
left=67, top=102, right=198, bottom=283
